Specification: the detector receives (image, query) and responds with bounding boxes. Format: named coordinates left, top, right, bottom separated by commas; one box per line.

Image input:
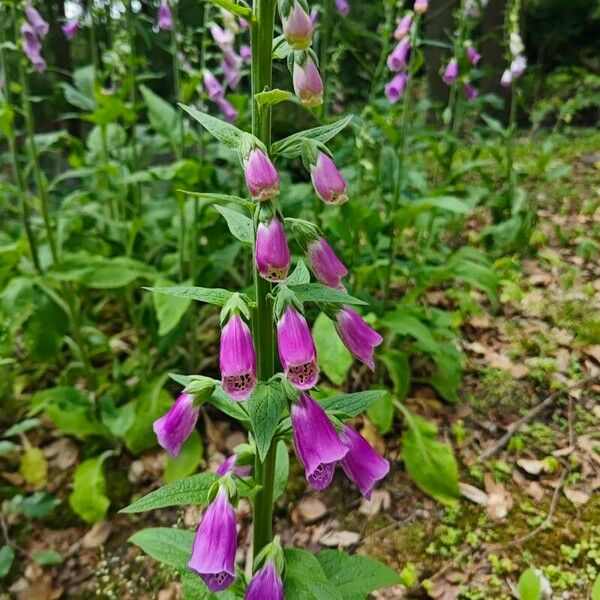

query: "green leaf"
left=518, top=568, right=541, bottom=600
left=381, top=313, right=439, bottom=356
left=69, top=453, right=111, bottom=523
left=20, top=446, right=47, bottom=487
left=180, top=104, right=246, bottom=149
left=210, top=386, right=249, bottom=422
left=207, top=0, right=252, bottom=18
left=592, top=575, right=600, bottom=600
left=380, top=349, right=410, bottom=400
left=129, top=527, right=194, bottom=570
left=273, top=440, right=289, bottom=502
left=321, top=390, right=388, bottom=418
left=316, top=550, right=402, bottom=599
left=59, top=81, right=96, bottom=112
left=213, top=205, right=254, bottom=244
left=248, top=382, right=287, bottom=461
left=289, top=283, right=366, bottom=306
left=3, top=418, right=40, bottom=437
left=180, top=190, right=253, bottom=210
left=0, top=546, right=15, bottom=579
left=286, top=260, right=311, bottom=286
left=283, top=548, right=342, bottom=600
left=255, top=89, right=293, bottom=107
left=8, top=492, right=60, bottom=518
left=0, top=441, right=19, bottom=456
left=32, top=550, right=63, bottom=566
left=410, top=196, right=470, bottom=214
left=164, top=430, right=203, bottom=483
left=121, top=472, right=218, bottom=513
left=140, top=85, right=180, bottom=149
left=152, top=279, right=192, bottom=336
left=146, top=286, right=233, bottom=307
left=312, top=313, right=352, bottom=386
left=100, top=396, right=136, bottom=438
left=366, top=391, right=393, bottom=434
left=400, top=409, right=459, bottom=505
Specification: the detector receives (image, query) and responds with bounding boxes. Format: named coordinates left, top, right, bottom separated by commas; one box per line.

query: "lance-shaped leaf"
left=289, top=283, right=366, bottom=306
left=145, top=286, right=233, bottom=307
left=129, top=528, right=194, bottom=570
left=180, top=103, right=249, bottom=149
left=248, top=382, right=287, bottom=461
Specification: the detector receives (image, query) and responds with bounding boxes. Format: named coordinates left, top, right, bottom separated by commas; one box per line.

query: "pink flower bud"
left=467, top=46, right=481, bottom=66
left=240, top=44, right=252, bottom=62
left=62, top=20, right=79, bottom=40
left=442, top=58, right=459, bottom=85
left=293, top=56, right=323, bottom=107
left=500, top=69, right=512, bottom=87
left=282, top=1, right=314, bottom=50
left=246, top=561, right=284, bottom=600
left=334, top=306, right=383, bottom=370
left=157, top=1, right=174, bottom=31
left=510, top=55, right=527, bottom=79
left=394, top=14, right=413, bottom=40
left=387, top=38, right=410, bottom=72
left=210, top=24, right=234, bottom=50
left=414, top=0, right=428, bottom=13
left=307, top=237, right=348, bottom=290
left=153, top=393, right=200, bottom=458
left=217, top=98, right=238, bottom=123
left=244, top=148, right=280, bottom=200
left=335, top=0, right=351, bottom=16
left=385, top=72, right=408, bottom=104
left=203, top=70, right=225, bottom=101
left=310, top=151, right=348, bottom=205
left=220, top=314, right=256, bottom=401
left=256, top=218, right=291, bottom=282
left=464, top=83, right=478, bottom=101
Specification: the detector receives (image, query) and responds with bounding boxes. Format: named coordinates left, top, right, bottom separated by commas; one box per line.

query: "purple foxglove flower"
left=211, top=24, right=235, bottom=50
left=335, top=0, right=351, bottom=16
left=334, top=306, right=383, bottom=370
left=157, top=1, right=174, bottom=31
left=256, top=218, right=290, bottom=282
left=310, top=7, right=318, bottom=26
left=216, top=454, right=252, bottom=478
left=282, top=1, right=314, bottom=50
left=387, top=37, right=410, bottom=72
left=500, top=68, right=512, bottom=87
left=464, top=83, right=478, bottom=101
left=25, top=5, right=49, bottom=39
left=62, top=20, right=79, bottom=40
left=340, top=425, right=390, bottom=499
left=394, top=14, right=413, bottom=40
left=239, top=18, right=249, bottom=30
left=240, top=44, right=252, bottom=62
left=203, top=70, right=225, bottom=101
left=277, top=307, right=319, bottom=390
left=188, top=487, right=237, bottom=592
left=153, top=393, right=200, bottom=458
left=310, top=151, right=348, bottom=205
left=244, top=148, right=280, bottom=200
left=220, top=314, right=257, bottom=401
left=217, top=98, right=238, bottom=123
left=467, top=45, right=481, bottom=66
left=291, top=393, right=348, bottom=490
left=21, top=23, right=46, bottom=73
left=442, top=58, right=459, bottom=85
left=245, top=561, right=284, bottom=600
left=293, top=56, right=323, bottom=107
left=510, top=55, right=527, bottom=79
left=414, top=0, right=428, bottom=13
left=385, top=72, right=408, bottom=104
left=221, top=55, right=242, bottom=89
left=307, top=236, right=347, bottom=290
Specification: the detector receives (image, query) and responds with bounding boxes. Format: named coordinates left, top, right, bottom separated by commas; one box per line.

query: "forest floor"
left=2, top=130, right=599, bottom=600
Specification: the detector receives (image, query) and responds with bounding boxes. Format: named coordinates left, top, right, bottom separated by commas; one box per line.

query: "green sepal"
left=220, top=292, right=251, bottom=323
left=286, top=217, right=321, bottom=246
left=183, top=376, right=217, bottom=406
left=273, top=284, right=304, bottom=320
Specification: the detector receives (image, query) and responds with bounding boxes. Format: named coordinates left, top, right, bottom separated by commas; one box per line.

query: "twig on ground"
left=476, top=375, right=599, bottom=463
left=431, top=547, right=473, bottom=581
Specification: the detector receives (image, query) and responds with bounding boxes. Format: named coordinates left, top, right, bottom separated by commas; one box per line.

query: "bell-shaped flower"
left=62, top=20, right=79, bottom=40
left=385, top=72, right=408, bottom=104
left=335, top=0, right=351, bottom=16
left=500, top=68, right=512, bottom=87
left=217, top=98, right=238, bottom=123
left=25, top=5, right=49, bottom=38
left=510, top=55, right=527, bottom=79
left=245, top=561, right=284, bottom=600
left=442, top=58, right=459, bottom=85
left=256, top=218, right=291, bottom=282
left=340, top=425, right=390, bottom=499
left=216, top=454, right=252, bottom=478
left=203, top=70, right=225, bottom=101
left=210, top=24, right=235, bottom=50
left=282, top=1, right=314, bottom=50
left=188, top=487, right=237, bottom=592
left=414, top=0, right=428, bottom=13
left=467, top=46, right=481, bottom=66
left=157, top=1, right=174, bottom=31
left=334, top=306, right=383, bottom=371
left=293, top=56, right=323, bottom=107
left=244, top=148, right=280, bottom=200
left=153, top=393, right=200, bottom=458
left=464, top=83, right=478, bottom=101
left=394, top=14, right=413, bottom=40
left=307, top=237, right=347, bottom=290
left=387, top=37, right=410, bottom=72
left=21, top=22, right=45, bottom=72
left=277, top=307, right=319, bottom=389
left=240, top=44, right=252, bottom=62
left=220, top=314, right=257, bottom=401
left=310, top=151, right=348, bottom=205
left=291, top=393, right=348, bottom=490
left=222, top=48, right=243, bottom=89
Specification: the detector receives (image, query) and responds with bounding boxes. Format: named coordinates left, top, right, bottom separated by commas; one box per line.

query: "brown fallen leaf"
left=484, top=474, right=513, bottom=520
left=563, top=487, right=590, bottom=505
left=358, top=489, right=391, bottom=518
left=82, top=520, right=111, bottom=549
left=517, top=458, right=545, bottom=476
left=297, top=497, right=328, bottom=523
left=512, top=471, right=545, bottom=502
left=318, top=530, right=360, bottom=548
left=458, top=482, right=487, bottom=506
left=583, top=345, right=600, bottom=364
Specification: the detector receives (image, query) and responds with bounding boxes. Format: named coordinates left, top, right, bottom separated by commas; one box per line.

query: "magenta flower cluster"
left=21, top=4, right=49, bottom=73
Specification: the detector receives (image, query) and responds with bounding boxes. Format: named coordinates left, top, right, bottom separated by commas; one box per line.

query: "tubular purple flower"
left=464, top=83, right=478, bottom=101
left=203, top=70, right=225, bottom=101
left=153, top=393, right=200, bottom=458
left=244, top=148, right=280, bottom=200
left=282, top=1, right=314, bottom=50
left=277, top=307, right=319, bottom=389
left=500, top=68, right=512, bottom=87
left=387, top=38, right=410, bottom=72
left=216, top=455, right=252, bottom=478
left=217, top=98, right=238, bottom=123
left=188, top=487, right=237, bottom=592
left=221, top=53, right=242, bottom=89
left=25, top=5, right=49, bottom=38
left=310, top=151, right=348, bottom=205
left=240, top=44, right=252, bottom=62
left=245, top=561, right=284, bottom=600
left=335, top=0, right=351, bottom=16
left=21, top=23, right=46, bottom=73
left=157, top=1, right=174, bottom=31
left=334, top=306, right=383, bottom=371
left=442, top=58, right=459, bottom=85
left=340, top=425, right=390, bottom=499
left=255, top=218, right=291, bottom=282
left=220, top=314, right=257, bottom=401
left=293, top=56, right=323, bottom=107
left=291, top=393, right=348, bottom=490
left=307, top=237, right=348, bottom=290
left=510, top=55, right=527, bottom=79
left=211, top=24, right=234, bottom=50
left=385, top=72, right=408, bottom=104
left=62, top=20, right=79, bottom=40
left=414, top=0, right=428, bottom=13
left=394, top=14, right=413, bottom=40
left=467, top=46, right=481, bottom=66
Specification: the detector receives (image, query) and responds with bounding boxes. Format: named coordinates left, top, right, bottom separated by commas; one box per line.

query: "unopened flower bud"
left=244, top=148, right=280, bottom=200
left=293, top=56, right=323, bottom=107
left=310, top=151, right=348, bottom=205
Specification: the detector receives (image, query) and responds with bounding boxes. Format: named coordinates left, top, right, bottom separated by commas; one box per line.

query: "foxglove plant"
left=127, top=0, right=399, bottom=597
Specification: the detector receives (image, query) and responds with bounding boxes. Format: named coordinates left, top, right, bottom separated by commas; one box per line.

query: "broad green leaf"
left=3, top=418, right=40, bottom=437
left=19, top=447, right=47, bottom=488
left=146, top=286, right=233, bottom=307
left=248, top=382, right=287, bottom=461
left=0, top=546, right=15, bottom=578
left=283, top=548, right=342, bottom=600
left=381, top=313, right=439, bottom=356
left=0, top=441, right=19, bottom=456
left=312, top=313, right=352, bottom=386
left=366, top=391, right=394, bottom=434
left=180, top=190, right=253, bottom=210
left=210, top=386, right=249, bottom=422
left=273, top=440, right=289, bottom=502
left=289, top=283, right=366, bottom=306
left=121, top=472, right=218, bottom=513
left=152, top=279, right=192, bottom=336
left=164, top=430, right=203, bottom=483
left=140, top=85, right=180, bottom=148
left=321, top=390, right=387, bottom=418
left=99, top=396, right=136, bottom=438
left=69, top=453, right=111, bottom=523
left=8, top=492, right=60, bottom=518
left=286, top=260, right=311, bottom=286
left=592, top=575, right=600, bottom=600
left=59, top=82, right=96, bottom=112
left=129, top=527, right=194, bottom=570
left=316, top=550, right=402, bottom=599
left=400, top=409, right=459, bottom=505
left=518, top=568, right=541, bottom=600
left=380, top=349, right=410, bottom=400
left=213, top=204, right=254, bottom=244
left=180, top=104, right=246, bottom=149
left=255, top=89, right=293, bottom=107
left=32, top=550, right=63, bottom=566
left=410, top=196, right=470, bottom=214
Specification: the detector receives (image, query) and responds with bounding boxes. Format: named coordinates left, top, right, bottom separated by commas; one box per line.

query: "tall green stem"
left=251, top=0, right=277, bottom=562
left=126, top=1, right=141, bottom=219
left=319, top=0, right=332, bottom=121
